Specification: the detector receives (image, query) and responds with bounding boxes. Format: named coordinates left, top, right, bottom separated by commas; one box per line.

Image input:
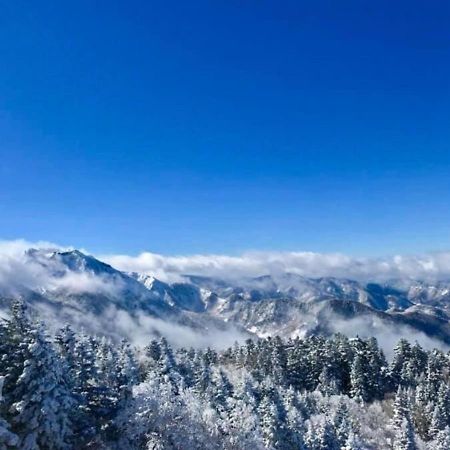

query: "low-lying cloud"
left=0, top=239, right=122, bottom=296
left=102, top=249, right=450, bottom=283
left=328, top=314, right=450, bottom=359
left=34, top=302, right=248, bottom=349
left=3, top=239, right=450, bottom=288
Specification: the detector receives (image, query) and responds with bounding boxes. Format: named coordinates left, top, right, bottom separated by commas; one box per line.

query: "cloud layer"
left=0, top=239, right=122, bottom=296
left=102, top=249, right=450, bottom=283
left=2, top=239, right=450, bottom=289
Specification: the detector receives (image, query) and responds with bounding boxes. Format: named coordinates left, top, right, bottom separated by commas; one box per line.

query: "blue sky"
left=1, top=1, right=449, bottom=256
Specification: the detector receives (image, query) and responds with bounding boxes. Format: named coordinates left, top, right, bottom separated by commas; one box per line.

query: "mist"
left=22, top=302, right=250, bottom=350
left=328, top=313, right=450, bottom=359
left=101, top=249, right=450, bottom=284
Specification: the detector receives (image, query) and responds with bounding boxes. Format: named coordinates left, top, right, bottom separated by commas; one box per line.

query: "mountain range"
left=2, top=248, right=450, bottom=349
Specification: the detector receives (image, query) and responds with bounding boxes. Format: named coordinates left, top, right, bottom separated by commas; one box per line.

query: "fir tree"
left=431, top=426, right=450, bottom=450
left=10, top=325, right=74, bottom=450
left=391, top=388, right=417, bottom=450
left=258, top=395, right=280, bottom=449
left=392, top=417, right=417, bottom=450
left=350, top=352, right=370, bottom=402
left=0, top=376, right=18, bottom=449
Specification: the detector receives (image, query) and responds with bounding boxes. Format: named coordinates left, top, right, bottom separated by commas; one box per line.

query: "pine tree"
left=317, top=365, right=339, bottom=396
left=258, top=395, right=280, bottom=449
left=286, top=338, right=308, bottom=390
left=305, top=416, right=339, bottom=450
left=156, top=337, right=182, bottom=390
left=341, top=430, right=363, bottom=450
left=392, top=387, right=410, bottom=428
left=390, top=339, right=412, bottom=389
left=54, top=325, right=77, bottom=372
left=270, top=337, right=288, bottom=386
left=430, top=403, right=447, bottom=439
left=425, top=351, right=446, bottom=400
left=226, top=391, right=263, bottom=449
left=193, top=354, right=212, bottom=396
left=0, top=376, right=18, bottom=449
left=350, top=352, right=370, bottom=402
left=93, top=337, right=124, bottom=443
left=0, top=301, right=34, bottom=412
left=333, top=398, right=351, bottom=446
left=431, top=426, right=450, bottom=450
left=10, top=325, right=74, bottom=450
left=209, top=368, right=233, bottom=413
left=412, top=383, right=431, bottom=439
left=410, top=342, right=427, bottom=376
left=436, top=383, right=450, bottom=424
left=282, top=386, right=305, bottom=449
left=145, top=339, right=162, bottom=364
left=391, top=388, right=417, bottom=450
left=366, top=337, right=387, bottom=399
left=393, top=417, right=417, bottom=450
left=71, top=333, right=104, bottom=445
left=117, top=340, right=139, bottom=403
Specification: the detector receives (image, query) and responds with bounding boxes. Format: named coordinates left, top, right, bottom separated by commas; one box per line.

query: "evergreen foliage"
left=2, top=302, right=450, bottom=448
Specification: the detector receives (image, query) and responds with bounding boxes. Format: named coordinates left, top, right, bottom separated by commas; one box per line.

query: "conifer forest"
left=1, top=302, right=450, bottom=449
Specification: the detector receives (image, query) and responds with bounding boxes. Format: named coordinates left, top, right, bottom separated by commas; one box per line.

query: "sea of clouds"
left=101, top=248, right=450, bottom=283
left=2, top=239, right=450, bottom=289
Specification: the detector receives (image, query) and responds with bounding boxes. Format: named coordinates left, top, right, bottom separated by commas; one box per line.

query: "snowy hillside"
left=1, top=248, right=450, bottom=350
left=2, top=249, right=450, bottom=449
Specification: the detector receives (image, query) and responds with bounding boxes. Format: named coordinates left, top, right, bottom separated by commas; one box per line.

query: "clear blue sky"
left=1, top=1, right=449, bottom=255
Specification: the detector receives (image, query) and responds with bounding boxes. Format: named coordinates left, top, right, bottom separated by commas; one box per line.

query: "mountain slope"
left=132, top=272, right=450, bottom=346
left=2, top=248, right=450, bottom=349
left=0, top=249, right=249, bottom=345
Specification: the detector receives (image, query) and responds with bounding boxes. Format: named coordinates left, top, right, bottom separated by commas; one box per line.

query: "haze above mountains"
left=2, top=240, right=450, bottom=353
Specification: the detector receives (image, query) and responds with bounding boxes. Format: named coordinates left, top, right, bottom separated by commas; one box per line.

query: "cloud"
left=3, top=239, right=450, bottom=285
left=328, top=313, right=450, bottom=359
left=31, top=301, right=249, bottom=349
left=3, top=238, right=450, bottom=292
left=0, top=239, right=59, bottom=294
left=0, top=239, right=122, bottom=296
left=106, top=307, right=249, bottom=349
left=101, top=249, right=450, bottom=283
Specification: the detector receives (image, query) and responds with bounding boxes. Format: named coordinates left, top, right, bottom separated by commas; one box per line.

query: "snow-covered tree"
left=350, top=352, right=371, bottom=402
left=391, top=388, right=417, bottom=450
left=392, top=417, right=417, bottom=450
left=0, top=376, right=18, bottom=449
left=430, top=426, right=450, bottom=450
left=2, top=312, right=450, bottom=449
left=11, top=325, right=74, bottom=450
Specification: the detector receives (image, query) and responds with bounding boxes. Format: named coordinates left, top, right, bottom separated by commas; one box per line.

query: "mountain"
left=127, top=271, right=450, bottom=346
left=183, top=274, right=450, bottom=344
left=0, top=249, right=247, bottom=345
left=2, top=248, right=450, bottom=348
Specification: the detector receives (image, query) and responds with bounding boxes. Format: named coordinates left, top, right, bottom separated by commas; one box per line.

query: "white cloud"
left=328, top=313, right=450, bottom=359
left=2, top=239, right=450, bottom=293
left=0, top=239, right=121, bottom=296
left=34, top=302, right=247, bottom=349
left=101, top=249, right=450, bottom=283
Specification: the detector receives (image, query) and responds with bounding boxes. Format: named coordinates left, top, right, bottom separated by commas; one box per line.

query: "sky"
left=1, top=1, right=449, bottom=256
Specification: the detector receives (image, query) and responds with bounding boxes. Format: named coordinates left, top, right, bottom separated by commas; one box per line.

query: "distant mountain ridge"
left=129, top=271, right=450, bottom=345
left=2, top=248, right=450, bottom=348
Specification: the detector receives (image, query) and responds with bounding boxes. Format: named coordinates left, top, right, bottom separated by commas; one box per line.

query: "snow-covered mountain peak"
left=48, top=249, right=117, bottom=276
